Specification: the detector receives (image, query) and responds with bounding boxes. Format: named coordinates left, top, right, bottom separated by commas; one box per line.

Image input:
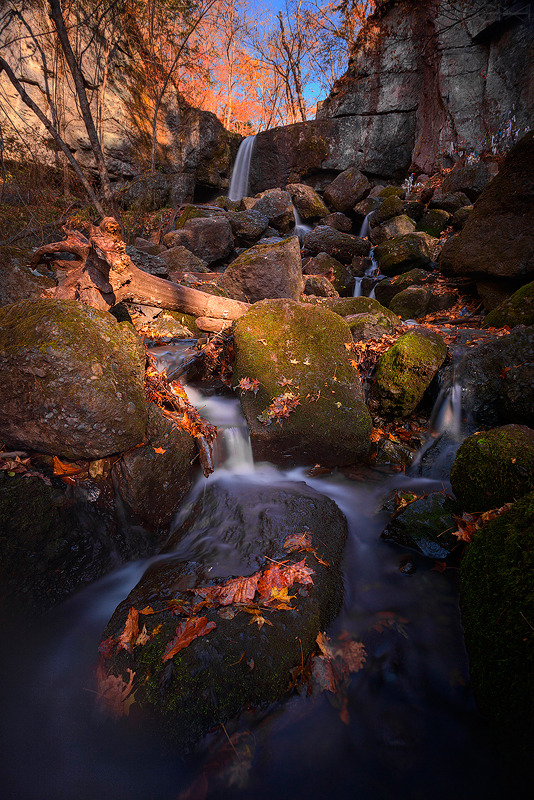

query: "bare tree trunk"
left=277, top=11, right=307, bottom=122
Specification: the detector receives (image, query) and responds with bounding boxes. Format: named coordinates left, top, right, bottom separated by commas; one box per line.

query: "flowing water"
left=0, top=342, right=507, bottom=800
left=228, top=136, right=256, bottom=202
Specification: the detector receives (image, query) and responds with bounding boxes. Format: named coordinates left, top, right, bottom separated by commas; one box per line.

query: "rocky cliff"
left=249, top=0, right=533, bottom=191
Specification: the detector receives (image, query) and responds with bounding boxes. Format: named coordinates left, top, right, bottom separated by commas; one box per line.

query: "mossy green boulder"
left=0, top=298, right=148, bottom=459
left=346, top=312, right=395, bottom=342
left=374, top=268, right=430, bottom=308
left=310, top=295, right=401, bottom=327
left=374, top=232, right=436, bottom=276
left=374, top=328, right=447, bottom=417
left=99, top=479, right=347, bottom=751
left=460, top=491, right=534, bottom=771
left=416, top=208, right=451, bottom=237
left=233, top=299, right=372, bottom=466
left=483, top=281, right=534, bottom=328
left=389, top=286, right=430, bottom=319
left=450, top=424, right=534, bottom=512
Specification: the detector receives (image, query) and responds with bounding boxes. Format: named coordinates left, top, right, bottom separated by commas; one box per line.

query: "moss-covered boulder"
left=233, top=299, right=371, bottom=466
left=369, top=214, right=416, bottom=247
left=374, top=233, right=436, bottom=276
left=303, top=226, right=371, bottom=264
left=450, top=205, right=473, bottom=230
left=219, top=237, right=303, bottom=304
left=450, top=425, right=534, bottom=512
left=346, top=312, right=395, bottom=342
left=389, top=287, right=431, bottom=319
left=460, top=492, right=534, bottom=771
left=372, top=195, right=404, bottom=226
left=374, top=268, right=430, bottom=308
left=308, top=295, right=401, bottom=327
left=302, top=252, right=352, bottom=295
left=416, top=209, right=451, bottom=238
left=381, top=492, right=462, bottom=559
left=111, top=405, right=196, bottom=531
left=98, top=479, right=347, bottom=750
left=374, top=328, right=447, bottom=417
left=0, top=299, right=148, bottom=459
left=286, top=183, right=329, bottom=220
left=323, top=166, right=370, bottom=212
left=483, top=281, right=534, bottom=328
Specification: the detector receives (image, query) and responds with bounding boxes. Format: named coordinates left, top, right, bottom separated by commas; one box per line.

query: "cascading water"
left=292, top=204, right=312, bottom=242
left=0, top=341, right=506, bottom=800
left=358, top=210, right=375, bottom=239
left=228, top=135, right=256, bottom=201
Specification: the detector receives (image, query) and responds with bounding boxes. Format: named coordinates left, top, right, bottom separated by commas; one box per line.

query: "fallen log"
left=33, top=217, right=249, bottom=321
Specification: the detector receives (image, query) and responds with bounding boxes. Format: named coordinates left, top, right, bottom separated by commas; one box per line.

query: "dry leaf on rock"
left=162, top=616, right=217, bottom=662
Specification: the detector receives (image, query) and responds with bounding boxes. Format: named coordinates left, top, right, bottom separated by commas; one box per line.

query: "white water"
left=292, top=203, right=312, bottom=242
left=353, top=250, right=380, bottom=297
left=228, top=135, right=256, bottom=201
left=358, top=210, right=375, bottom=239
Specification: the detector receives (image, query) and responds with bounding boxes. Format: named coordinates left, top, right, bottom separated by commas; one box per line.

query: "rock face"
left=440, top=132, right=534, bottom=282
left=165, top=217, right=234, bottom=265
left=233, top=299, right=372, bottom=466
left=98, top=478, right=348, bottom=751
left=219, top=237, right=303, bottom=303
left=450, top=425, right=534, bottom=512
left=249, top=0, right=534, bottom=189
left=0, top=299, right=148, bottom=459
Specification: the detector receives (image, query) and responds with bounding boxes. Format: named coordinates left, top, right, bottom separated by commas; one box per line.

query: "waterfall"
left=359, top=210, right=375, bottom=239
left=353, top=249, right=379, bottom=297
left=430, top=380, right=463, bottom=440
left=228, top=135, right=256, bottom=201
left=292, top=204, right=312, bottom=242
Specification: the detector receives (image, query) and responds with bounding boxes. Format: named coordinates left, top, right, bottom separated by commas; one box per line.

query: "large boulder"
left=389, top=286, right=431, bottom=319
left=159, top=246, right=209, bottom=273
left=369, top=214, right=416, bottom=246
left=125, top=246, right=169, bottom=278
left=303, top=226, right=371, bottom=264
left=450, top=425, right=534, bottom=512
left=302, top=252, right=352, bottom=295
left=163, top=217, right=234, bottom=264
left=98, top=478, right=348, bottom=750
left=233, top=299, right=372, bottom=466
left=227, top=210, right=269, bottom=243
left=374, top=268, right=430, bottom=307
left=460, top=491, right=534, bottom=772
left=483, top=281, right=534, bottom=328
left=0, top=248, right=56, bottom=307
left=286, top=183, right=329, bottom=220
left=314, top=295, right=401, bottom=327
left=441, top=161, right=493, bottom=201
left=249, top=189, right=294, bottom=233
left=323, top=167, right=370, bottom=212
left=374, top=328, right=447, bottom=417
left=0, top=299, right=148, bottom=459
left=219, top=237, right=303, bottom=303
left=374, top=233, right=436, bottom=276
left=440, top=132, right=534, bottom=281
left=111, top=405, right=196, bottom=531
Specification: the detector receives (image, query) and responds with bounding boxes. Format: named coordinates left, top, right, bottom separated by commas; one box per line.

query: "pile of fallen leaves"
left=450, top=503, right=513, bottom=543
left=144, top=353, right=217, bottom=475
left=199, top=331, right=235, bottom=386
left=347, top=327, right=412, bottom=379
left=0, top=450, right=52, bottom=485
left=238, top=374, right=303, bottom=426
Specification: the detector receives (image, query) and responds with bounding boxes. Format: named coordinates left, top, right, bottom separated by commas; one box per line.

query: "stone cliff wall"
left=0, top=4, right=240, bottom=201
left=250, top=0, right=534, bottom=191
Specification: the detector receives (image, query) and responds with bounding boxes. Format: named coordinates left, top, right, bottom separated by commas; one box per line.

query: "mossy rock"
left=173, top=204, right=224, bottom=230
left=416, top=208, right=451, bottom=238
left=302, top=252, right=352, bottom=295
left=135, top=310, right=201, bottom=338
left=374, top=268, right=430, bottom=307
left=99, top=479, right=347, bottom=751
left=378, top=186, right=405, bottom=199
left=233, top=299, right=371, bottom=466
left=345, top=312, right=395, bottom=342
left=483, top=281, right=534, bottom=329
left=381, top=491, right=462, bottom=559
left=0, top=299, right=148, bottom=459
left=389, top=287, right=430, bottom=319
left=372, top=195, right=404, bottom=226
left=450, top=424, right=534, bottom=512
left=460, top=491, right=534, bottom=773
left=374, top=233, right=435, bottom=276
left=311, top=296, right=401, bottom=327
left=374, top=328, right=447, bottom=418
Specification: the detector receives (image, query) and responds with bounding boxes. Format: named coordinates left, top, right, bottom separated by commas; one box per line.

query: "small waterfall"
left=430, top=380, right=463, bottom=440
left=228, top=135, right=256, bottom=201
left=353, top=249, right=380, bottom=297
left=221, top=426, right=254, bottom=471
left=359, top=210, right=375, bottom=239
left=292, top=204, right=312, bottom=242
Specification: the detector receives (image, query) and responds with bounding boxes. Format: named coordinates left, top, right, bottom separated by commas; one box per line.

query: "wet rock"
left=302, top=252, right=352, bottom=295
left=302, top=226, right=371, bottom=264
left=160, top=246, right=209, bottom=273
left=372, top=196, right=404, bottom=226
left=460, top=491, right=534, bottom=772
left=440, top=132, right=534, bottom=281
left=374, top=268, right=430, bottom=307
left=219, top=237, right=303, bottom=303
left=134, top=310, right=200, bottom=338
left=381, top=492, right=461, bottom=559
left=441, top=161, right=493, bottom=201
left=369, top=214, right=416, bottom=246
left=250, top=189, right=294, bottom=233
left=163, top=217, right=234, bottom=265
left=286, top=183, right=329, bottom=220
left=374, top=233, right=436, bottom=276
left=303, top=275, right=339, bottom=298
left=112, top=404, right=196, bottom=531
left=450, top=424, right=534, bottom=512
left=321, top=212, right=353, bottom=232
left=227, top=210, right=269, bottom=243
left=416, top=209, right=451, bottom=238
left=0, top=299, right=148, bottom=459
left=454, top=327, right=534, bottom=428
left=353, top=198, right=382, bottom=228
left=233, top=299, right=371, bottom=466
left=483, top=281, right=534, bottom=328
left=389, top=286, right=431, bottom=319
left=374, top=328, right=447, bottom=417
left=99, top=478, right=347, bottom=751
left=125, top=246, right=169, bottom=278
left=323, top=167, right=370, bottom=212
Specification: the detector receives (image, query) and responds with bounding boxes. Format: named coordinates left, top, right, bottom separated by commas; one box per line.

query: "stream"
left=0, top=342, right=506, bottom=800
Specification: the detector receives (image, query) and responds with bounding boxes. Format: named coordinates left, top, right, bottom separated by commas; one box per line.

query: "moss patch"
left=483, top=281, right=534, bottom=329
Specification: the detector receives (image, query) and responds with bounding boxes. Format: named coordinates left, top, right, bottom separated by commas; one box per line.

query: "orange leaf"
left=238, top=377, right=260, bottom=394
left=195, top=573, right=261, bottom=606
left=153, top=447, right=167, bottom=454
left=97, top=668, right=136, bottom=718
left=257, top=558, right=314, bottom=601
left=117, top=607, right=140, bottom=653
left=162, top=616, right=216, bottom=662
left=284, top=532, right=313, bottom=552
left=53, top=456, right=83, bottom=476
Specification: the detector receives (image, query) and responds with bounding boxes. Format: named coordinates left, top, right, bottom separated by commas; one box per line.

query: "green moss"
left=374, top=328, right=447, bottom=417
left=460, top=491, right=534, bottom=771
left=374, top=233, right=435, bottom=276
left=313, top=295, right=401, bottom=326
left=450, top=424, right=534, bottom=511
left=378, top=186, right=405, bottom=199
left=483, top=281, right=534, bottom=328
left=416, top=208, right=451, bottom=237
left=389, top=287, right=430, bottom=319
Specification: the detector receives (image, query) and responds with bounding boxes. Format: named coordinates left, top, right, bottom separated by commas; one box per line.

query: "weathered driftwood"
left=32, top=217, right=249, bottom=321
left=195, top=317, right=233, bottom=333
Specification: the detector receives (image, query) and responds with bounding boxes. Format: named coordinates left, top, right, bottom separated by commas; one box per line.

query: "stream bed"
left=0, top=344, right=507, bottom=800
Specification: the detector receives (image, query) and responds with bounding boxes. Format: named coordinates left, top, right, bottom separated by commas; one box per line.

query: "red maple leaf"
left=162, top=617, right=217, bottom=662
